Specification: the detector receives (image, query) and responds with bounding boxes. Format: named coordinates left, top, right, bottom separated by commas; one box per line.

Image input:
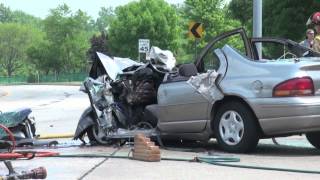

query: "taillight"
left=273, top=77, right=314, bottom=97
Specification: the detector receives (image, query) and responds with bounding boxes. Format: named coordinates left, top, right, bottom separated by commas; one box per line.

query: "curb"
left=0, top=82, right=81, bottom=86
left=37, top=133, right=74, bottom=139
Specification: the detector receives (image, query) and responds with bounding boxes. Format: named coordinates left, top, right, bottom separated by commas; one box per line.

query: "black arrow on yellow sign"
left=189, top=22, right=203, bottom=38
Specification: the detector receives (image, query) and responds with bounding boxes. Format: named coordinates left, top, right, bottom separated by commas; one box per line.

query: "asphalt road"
left=0, top=85, right=89, bottom=135
left=1, top=85, right=320, bottom=180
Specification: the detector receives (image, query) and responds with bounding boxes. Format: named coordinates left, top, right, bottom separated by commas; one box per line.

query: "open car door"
left=196, top=27, right=254, bottom=71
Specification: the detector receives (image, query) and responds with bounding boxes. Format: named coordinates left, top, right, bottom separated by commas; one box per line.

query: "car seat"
left=178, top=63, right=198, bottom=77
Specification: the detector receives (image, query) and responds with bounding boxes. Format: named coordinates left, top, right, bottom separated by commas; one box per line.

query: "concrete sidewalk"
left=1, top=139, right=320, bottom=180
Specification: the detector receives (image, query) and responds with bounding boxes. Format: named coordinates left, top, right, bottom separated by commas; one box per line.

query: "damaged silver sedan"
left=75, top=28, right=320, bottom=153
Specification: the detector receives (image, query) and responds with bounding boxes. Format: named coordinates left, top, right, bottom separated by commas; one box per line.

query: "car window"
left=251, top=40, right=320, bottom=60
left=202, top=51, right=220, bottom=72
left=253, top=41, right=292, bottom=60
left=201, top=33, right=246, bottom=72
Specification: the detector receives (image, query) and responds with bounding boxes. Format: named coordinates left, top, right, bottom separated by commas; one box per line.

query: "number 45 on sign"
left=139, top=39, right=150, bottom=53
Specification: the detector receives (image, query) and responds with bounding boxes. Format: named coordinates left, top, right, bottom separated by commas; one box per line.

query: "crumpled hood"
left=96, top=52, right=143, bottom=81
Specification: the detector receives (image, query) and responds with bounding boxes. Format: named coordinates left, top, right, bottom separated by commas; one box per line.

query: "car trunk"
left=299, top=60, right=320, bottom=96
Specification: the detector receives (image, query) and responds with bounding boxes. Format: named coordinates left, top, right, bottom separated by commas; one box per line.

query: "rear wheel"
left=214, top=101, right=259, bottom=153
left=306, top=132, right=320, bottom=149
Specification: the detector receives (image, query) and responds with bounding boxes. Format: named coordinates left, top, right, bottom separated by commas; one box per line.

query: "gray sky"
left=0, top=0, right=185, bottom=19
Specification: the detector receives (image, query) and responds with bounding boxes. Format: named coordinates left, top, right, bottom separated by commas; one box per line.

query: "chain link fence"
left=0, top=72, right=87, bottom=85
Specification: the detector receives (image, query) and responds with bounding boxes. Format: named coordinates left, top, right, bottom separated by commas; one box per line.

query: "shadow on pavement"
left=254, top=144, right=320, bottom=157
left=159, top=140, right=320, bottom=157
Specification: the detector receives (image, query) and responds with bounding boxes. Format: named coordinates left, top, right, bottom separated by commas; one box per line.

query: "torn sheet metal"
left=113, top=57, right=143, bottom=71
left=149, top=46, right=176, bottom=70
left=96, top=53, right=144, bottom=81
left=187, top=70, right=224, bottom=104
left=96, top=52, right=122, bottom=81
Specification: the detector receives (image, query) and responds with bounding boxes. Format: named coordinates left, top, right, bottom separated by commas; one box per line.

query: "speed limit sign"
left=138, top=39, right=150, bottom=53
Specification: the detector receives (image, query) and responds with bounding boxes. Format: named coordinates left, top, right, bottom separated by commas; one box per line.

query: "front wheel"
left=87, top=124, right=113, bottom=145
left=306, top=132, right=320, bottom=149
left=214, top=101, right=260, bottom=153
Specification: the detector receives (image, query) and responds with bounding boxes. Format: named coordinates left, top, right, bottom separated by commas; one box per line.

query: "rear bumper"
left=248, top=97, right=320, bottom=135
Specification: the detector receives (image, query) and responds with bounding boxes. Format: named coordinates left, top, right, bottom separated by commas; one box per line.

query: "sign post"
left=188, top=21, right=203, bottom=59
left=138, top=39, right=150, bottom=61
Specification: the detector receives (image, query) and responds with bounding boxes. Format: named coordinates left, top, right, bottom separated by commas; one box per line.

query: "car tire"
left=214, top=101, right=259, bottom=153
left=87, top=124, right=112, bottom=145
left=306, top=132, right=320, bottom=149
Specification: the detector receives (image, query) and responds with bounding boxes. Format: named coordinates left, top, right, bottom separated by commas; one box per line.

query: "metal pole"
left=195, top=39, right=199, bottom=60
left=37, top=71, right=40, bottom=83
left=253, top=0, right=262, bottom=58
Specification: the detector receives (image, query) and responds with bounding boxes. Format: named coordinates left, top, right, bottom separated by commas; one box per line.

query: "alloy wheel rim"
left=219, top=110, right=244, bottom=146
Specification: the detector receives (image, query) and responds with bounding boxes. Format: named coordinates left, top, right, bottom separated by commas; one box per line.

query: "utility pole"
left=253, top=0, right=262, bottom=58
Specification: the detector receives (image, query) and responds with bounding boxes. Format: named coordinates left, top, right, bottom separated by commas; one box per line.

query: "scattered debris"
left=0, top=160, right=47, bottom=180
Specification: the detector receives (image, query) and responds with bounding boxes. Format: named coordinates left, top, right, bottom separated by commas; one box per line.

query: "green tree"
left=180, top=0, right=241, bottom=63
left=0, top=3, right=13, bottom=23
left=263, top=0, right=320, bottom=41
left=27, top=40, right=54, bottom=75
left=38, top=4, right=92, bottom=73
left=87, top=32, right=111, bottom=62
left=0, top=4, right=42, bottom=28
left=0, top=23, right=42, bottom=76
left=11, top=10, right=42, bottom=28
left=108, top=0, right=181, bottom=59
left=227, top=0, right=252, bottom=34
left=95, top=7, right=115, bottom=33
left=228, top=0, right=320, bottom=41
left=169, top=4, right=194, bottom=63
left=184, top=0, right=241, bottom=42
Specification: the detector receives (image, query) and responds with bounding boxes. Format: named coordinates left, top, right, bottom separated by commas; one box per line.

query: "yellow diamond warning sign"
left=188, top=21, right=203, bottom=38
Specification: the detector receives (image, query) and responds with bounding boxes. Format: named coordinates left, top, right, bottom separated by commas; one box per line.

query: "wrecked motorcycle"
left=0, top=108, right=36, bottom=140
left=74, top=51, right=168, bottom=145
left=0, top=108, right=58, bottom=149
left=0, top=108, right=36, bottom=149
